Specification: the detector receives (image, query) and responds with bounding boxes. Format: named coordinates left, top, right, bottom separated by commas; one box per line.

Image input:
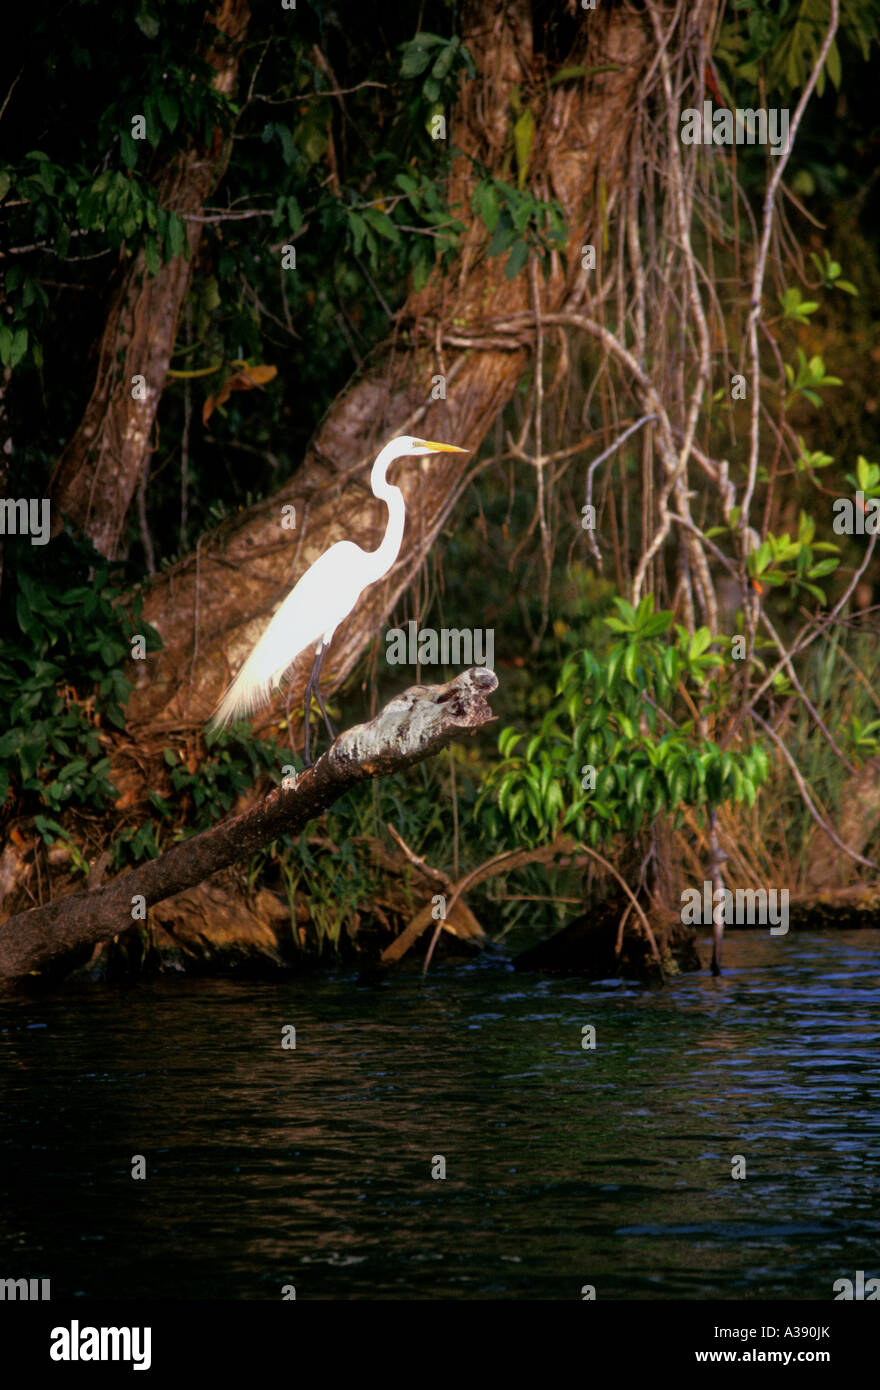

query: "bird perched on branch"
left=210, top=435, right=469, bottom=763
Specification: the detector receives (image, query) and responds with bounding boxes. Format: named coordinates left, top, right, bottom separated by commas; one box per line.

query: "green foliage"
left=1, top=153, right=192, bottom=368
left=783, top=349, right=842, bottom=408
left=260, top=756, right=480, bottom=949
left=715, top=0, right=879, bottom=97
left=0, top=538, right=160, bottom=813
left=810, top=249, right=858, bottom=296
left=479, top=597, right=769, bottom=849
left=0, top=535, right=290, bottom=876
left=847, top=714, right=880, bottom=758
left=32, top=816, right=90, bottom=875
left=471, top=178, right=567, bottom=279
left=0, top=7, right=227, bottom=375
left=713, top=1, right=879, bottom=209
left=794, top=436, right=834, bottom=472
left=344, top=172, right=467, bottom=288
left=747, top=512, right=840, bottom=603
left=706, top=509, right=839, bottom=604
left=847, top=454, right=880, bottom=495
left=154, top=732, right=282, bottom=828
left=107, top=726, right=284, bottom=869
left=111, top=822, right=161, bottom=868
left=399, top=32, right=476, bottom=103
left=779, top=286, right=819, bottom=324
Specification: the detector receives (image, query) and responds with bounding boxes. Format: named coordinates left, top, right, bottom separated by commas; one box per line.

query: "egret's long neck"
left=364, top=445, right=407, bottom=581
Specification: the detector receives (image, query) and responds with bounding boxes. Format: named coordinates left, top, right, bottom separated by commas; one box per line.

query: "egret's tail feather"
left=210, top=665, right=277, bottom=729
left=209, top=613, right=300, bottom=729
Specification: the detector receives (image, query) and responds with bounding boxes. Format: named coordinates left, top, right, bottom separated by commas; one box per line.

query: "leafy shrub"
left=0, top=537, right=159, bottom=814
left=480, top=596, right=770, bottom=848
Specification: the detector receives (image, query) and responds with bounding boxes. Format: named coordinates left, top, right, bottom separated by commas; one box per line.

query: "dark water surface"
left=1, top=930, right=878, bottom=1300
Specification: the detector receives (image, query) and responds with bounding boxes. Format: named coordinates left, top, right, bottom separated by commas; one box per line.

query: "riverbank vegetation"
left=2, top=0, right=879, bottom=981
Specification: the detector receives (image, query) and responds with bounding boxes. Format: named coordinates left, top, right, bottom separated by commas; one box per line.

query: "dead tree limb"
left=380, top=837, right=574, bottom=965
left=380, top=831, right=663, bottom=970
left=0, top=669, right=498, bottom=981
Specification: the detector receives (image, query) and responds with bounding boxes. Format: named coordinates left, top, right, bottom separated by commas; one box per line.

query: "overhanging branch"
left=0, top=669, right=498, bottom=981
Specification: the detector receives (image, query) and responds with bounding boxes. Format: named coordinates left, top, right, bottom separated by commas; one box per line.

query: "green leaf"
left=167, top=213, right=185, bottom=258
left=548, top=65, right=588, bottom=85
left=276, top=124, right=296, bottom=166
left=431, top=38, right=459, bottom=83
left=348, top=212, right=367, bottom=257
left=606, top=644, right=625, bottom=689
left=689, top=627, right=711, bottom=659
left=477, top=182, right=499, bottom=233
left=158, top=93, right=180, bottom=133
left=8, top=327, right=28, bottom=368
left=513, top=108, right=535, bottom=190
left=362, top=207, right=401, bottom=243
left=623, top=643, right=639, bottom=686
left=640, top=612, right=673, bottom=637
left=808, top=558, right=838, bottom=578
left=505, top=239, right=529, bottom=280
left=539, top=757, right=552, bottom=803
left=120, top=129, right=138, bottom=167
left=632, top=768, right=648, bottom=806
left=400, top=34, right=444, bottom=79
left=546, top=781, right=564, bottom=824
left=286, top=195, right=303, bottom=235
left=498, top=727, right=522, bottom=757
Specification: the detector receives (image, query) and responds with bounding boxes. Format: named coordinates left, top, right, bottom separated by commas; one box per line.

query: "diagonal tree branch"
left=0, top=669, right=498, bottom=981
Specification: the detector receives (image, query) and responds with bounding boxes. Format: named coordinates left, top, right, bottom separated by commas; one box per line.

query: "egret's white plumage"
left=210, top=435, right=468, bottom=751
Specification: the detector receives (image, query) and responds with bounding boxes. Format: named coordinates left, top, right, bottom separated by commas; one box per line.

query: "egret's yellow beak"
left=414, top=439, right=470, bottom=452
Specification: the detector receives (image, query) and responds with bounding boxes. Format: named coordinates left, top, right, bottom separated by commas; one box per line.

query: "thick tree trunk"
left=128, top=1, right=650, bottom=735
left=48, top=0, right=251, bottom=558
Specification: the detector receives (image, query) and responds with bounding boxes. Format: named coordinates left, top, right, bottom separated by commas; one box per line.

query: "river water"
left=1, top=929, right=878, bottom=1300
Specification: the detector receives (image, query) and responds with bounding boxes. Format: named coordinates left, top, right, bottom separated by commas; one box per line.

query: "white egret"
left=210, top=435, right=469, bottom=762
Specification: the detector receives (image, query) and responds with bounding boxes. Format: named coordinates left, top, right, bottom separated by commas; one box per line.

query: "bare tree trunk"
left=48, top=0, right=251, bottom=558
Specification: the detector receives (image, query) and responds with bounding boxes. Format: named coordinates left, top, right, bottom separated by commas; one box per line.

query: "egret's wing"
left=210, top=541, right=368, bottom=727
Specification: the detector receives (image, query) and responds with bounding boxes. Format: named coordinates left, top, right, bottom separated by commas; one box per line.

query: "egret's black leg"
left=302, top=643, right=336, bottom=766
left=312, top=645, right=337, bottom=741
left=302, top=645, right=323, bottom=768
